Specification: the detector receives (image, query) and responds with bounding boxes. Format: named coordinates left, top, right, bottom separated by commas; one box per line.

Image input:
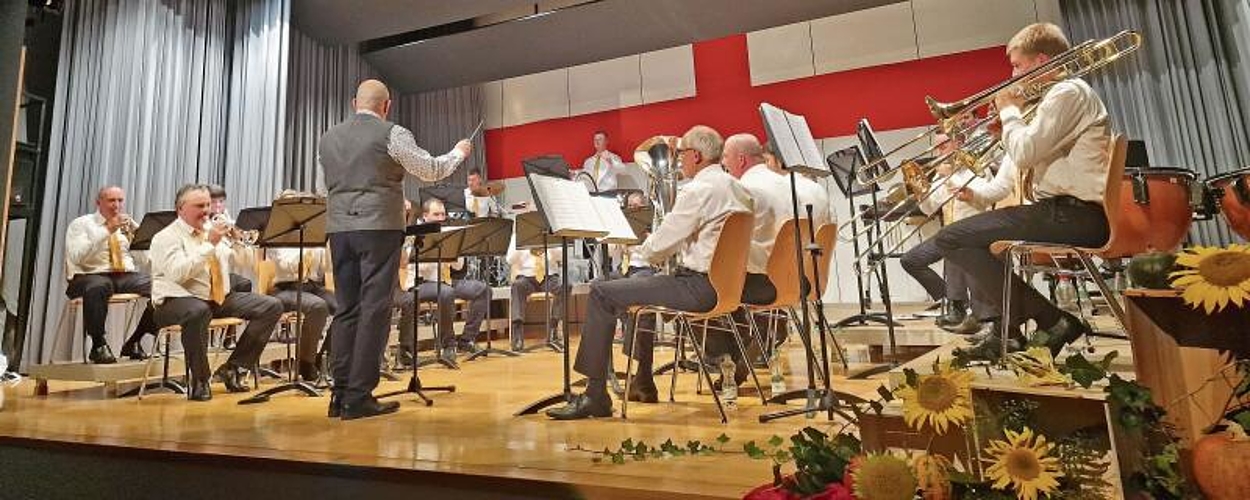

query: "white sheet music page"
left=529, top=174, right=610, bottom=239
left=590, top=197, right=639, bottom=244
left=761, top=103, right=804, bottom=168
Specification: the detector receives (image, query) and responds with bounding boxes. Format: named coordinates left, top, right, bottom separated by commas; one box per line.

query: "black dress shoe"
left=626, top=378, right=659, bottom=403
left=88, top=344, right=117, bottom=364
left=944, top=315, right=983, bottom=335
left=457, top=340, right=482, bottom=356
left=1033, top=312, right=1092, bottom=356
left=188, top=380, right=212, bottom=402
left=327, top=393, right=342, bottom=418
left=340, top=398, right=400, bottom=420
left=120, top=342, right=149, bottom=361
left=299, top=361, right=320, bottom=382
left=935, top=300, right=968, bottom=328
left=546, top=393, right=613, bottom=420
left=396, top=348, right=415, bottom=369
left=953, top=323, right=1026, bottom=363
left=213, top=365, right=251, bottom=393
left=510, top=336, right=525, bottom=352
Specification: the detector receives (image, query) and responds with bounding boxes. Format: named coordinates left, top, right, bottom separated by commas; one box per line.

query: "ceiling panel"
left=292, top=0, right=532, bottom=44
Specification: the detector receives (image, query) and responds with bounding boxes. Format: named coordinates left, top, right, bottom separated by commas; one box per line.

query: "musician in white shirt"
left=463, top=168, right=500, bottom=218
left=63, top=186, right=158, bottom=363
left=394, top=198, right=494, bottom=365
left=575, top=130, right=624, bottom=192
left=206, top=184, right=254, bottom=294
left=763, top=147, right=833, bottom=229
left=934, top=23, right=1113, bottom=359
left=605, top=192, right=658, bottom=344
left=265, top=192, right=338, bottom=381
left=548, top=125, right=753, bottom=420
left=149, top=184, right=283, bottom=401
left=506, top=211, right=565, bottom=352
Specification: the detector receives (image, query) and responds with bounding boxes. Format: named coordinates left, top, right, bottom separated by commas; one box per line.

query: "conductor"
left=319, top=79, right=471, bottom=420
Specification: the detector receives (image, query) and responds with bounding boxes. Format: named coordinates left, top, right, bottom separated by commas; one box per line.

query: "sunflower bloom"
left=851, top=453, right=918, bottom=500
left=895, top=362, right=974, bottom=435
left=1170, top=244, right=1250, bottom=313
left=984, top=427, right=1062, bottom=500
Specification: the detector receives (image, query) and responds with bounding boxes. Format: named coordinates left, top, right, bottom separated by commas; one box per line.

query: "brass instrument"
left=211, top=213, right=259, bottom=246
left=634, top=135, right=682, bottom=270
left=118, top=214, right=140, bottom=240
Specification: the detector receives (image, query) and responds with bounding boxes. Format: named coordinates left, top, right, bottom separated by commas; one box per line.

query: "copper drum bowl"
left=1104, top=167, right=1195, bottom=258
left=1207, top=167, right=1250, bottom=241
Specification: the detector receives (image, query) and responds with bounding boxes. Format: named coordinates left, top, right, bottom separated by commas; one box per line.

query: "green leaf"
left=716, top=433, right=731, bottom=444
left=1233, top=410, right=1250, bottom=432
left=744, top=441, right=767, bottom=459
left=773, top=450, right=792, bottom=464
left=1061, top=352, right=1107, bottom=389
left=903, top=368, right=919, bottom=387
left=610, top=452, right=626, bottom=465
left=687, top=440, right=702, bottom=453
left=620, top=438, right=635, bottom=453
left=768, top=435, right=784, bottom=448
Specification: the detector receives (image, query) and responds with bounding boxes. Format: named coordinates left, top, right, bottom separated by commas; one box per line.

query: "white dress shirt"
left=507, top=233, right=564, bottom=279
left=267, top=247, right=329, bottom=284
left=739, top=164, right=791, bottom=274
left=608, top=243, right=650, bottom=271
left=963, top=157, right=1019, bottom=210
left=578, top=151, right=624, bottom=192
left=793, top=173, right=833, bottom=229
left=999, top=78, right=1110, bottom=203
left=463, top=188, right=499, bottom=218
left=637, top=165, right=754, bottom=273
left=150, top=218, right=255, bottom=305
left=323, top=110, right=465, bottom=183
left=64, top=212, right=136, bottom=279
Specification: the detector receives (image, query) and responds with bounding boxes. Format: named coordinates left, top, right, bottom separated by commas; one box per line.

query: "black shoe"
left=545, top=393, right=613, bottom=420
left=945, top=315, right=983, bottom=335
left=936, top=301, right=968, bottom=328
left=213, top=364, right=251, bottom=393
left=510, top=336, right=525, bottom=352
left=396, top=348, right=414, bottom=369
left=88, top=344, right=117, bottom=364
left=1033, top=312, right=1092, bottom=356
left=440, top=346, right=459, bottom=363
left=188, top=379, right=212, bottom=402
left=120, top=342, right=149, bottom=361
left=953, top=323, right=1025, bottom=363
left=457, top=340, right=482, bottom=356
left=327, top=393, right=342, bottom=418
left=340, top=397, right=400, bottom=420
left=222, top=334, right=237, bottom=350
left=626, top=377, right=659, bottom=403
left=299, top=361, right=320, bottom=382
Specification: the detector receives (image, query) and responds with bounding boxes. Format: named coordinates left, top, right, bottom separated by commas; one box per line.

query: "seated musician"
left=506, top=210, right=565, bottom=352
left=464, top=168, right=500, bottom=218
left=266, top=190, right=338, bottom=381
left=606, top=192, right=658, bottom=342
left=206, top=184, right=253, bottom=293
left=547, top=125, right=753, bottom=420
left=63, top=186, right=158, bottom=363
left=394, top=198, right=493, bottom=365
left=933, top=22, right=1112, bottom=359
left=763, top=146, right=832, bottom=229
left=150, top=184, right=283, bottom=401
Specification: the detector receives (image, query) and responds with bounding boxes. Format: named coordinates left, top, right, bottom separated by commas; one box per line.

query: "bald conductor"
left=318, top=79, right=471, bottom=420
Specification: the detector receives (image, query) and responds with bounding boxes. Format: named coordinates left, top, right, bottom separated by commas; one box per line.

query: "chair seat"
left=158, top=317, right=244, bottom=333
left=989, top=240, right=1097, bottom=257
left=66, top=293, right=145, bottom=306
left=527, top=292, right=552, bottom=301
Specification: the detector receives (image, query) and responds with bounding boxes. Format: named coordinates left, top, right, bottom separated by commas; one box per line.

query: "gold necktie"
left=301, top=249, right=315, bottom=282
left=533, top=250, right=546, bottom=284
left=207, top=250, right=227, bottom=304
left=621, top=246, right=631, bottom=275
left=108, top=231, right=125, bottom=272
left=441, top=262, right=452, bottom=284
left=593, top=155, right=602, bottom=181
left=470, top=197, right=479, bottom=215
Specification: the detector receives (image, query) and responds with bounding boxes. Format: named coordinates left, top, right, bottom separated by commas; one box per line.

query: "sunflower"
left=984, top=427, right=1062, bottom=500
left=895, top=361, right=974, bottom=435
left=850, top=453, right=918, bottom=500
left=1170, top=244, right=1250, bottom=313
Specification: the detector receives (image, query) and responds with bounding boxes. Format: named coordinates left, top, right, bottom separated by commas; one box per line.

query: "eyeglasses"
left=676, top=148, right=696, bottom=155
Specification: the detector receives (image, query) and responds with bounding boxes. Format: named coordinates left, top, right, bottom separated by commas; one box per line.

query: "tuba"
left=634, top=135, right=683, bottom=270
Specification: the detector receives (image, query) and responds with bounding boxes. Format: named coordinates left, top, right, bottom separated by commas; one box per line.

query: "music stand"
left=239, top=196, right=327, bottom=405
left=118, top=210, right=182, bottom=398
left=522, top=155, right=572, bottom=180
left=453, top=218, right=519, bottom=361
left=513, top=211, right=563, bottom=355
left=377, top=224, right=462, bottom=406
left=420, top=185, right=468, bottom=214
left=842, top=120, right=902, bottom=356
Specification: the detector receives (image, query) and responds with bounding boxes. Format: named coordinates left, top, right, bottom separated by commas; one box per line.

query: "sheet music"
left=760, top=103, right=831, bottom=178
left=590, top=197, right=639, bottom=244
left=529, top=174, right=610, bottom=239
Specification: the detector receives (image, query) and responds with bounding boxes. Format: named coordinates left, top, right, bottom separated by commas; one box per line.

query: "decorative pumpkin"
left=1191, top=425, right=1250, bottom=500
left=1126, top=251, right=1177, bottom=289
left=911, top=454, right=952, bottom=500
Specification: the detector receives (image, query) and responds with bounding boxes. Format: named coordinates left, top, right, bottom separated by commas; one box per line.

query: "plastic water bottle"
left=1077, top=282, right=1095, bottom=319
left=719, top=355, right=738, bottom=409
left=769, top=351, right=786, bottom=395
left=1054, top=275, right=1079, bottom=316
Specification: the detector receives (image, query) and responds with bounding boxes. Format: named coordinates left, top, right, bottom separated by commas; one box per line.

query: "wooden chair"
left=989, top=134, right=1130, bottom=358
left=622, top=212, right=754, bottom=423
left=52, top=293, right=146, bottom=364
left=138, top=317, right=245, bottom=400
left=736, top=219, right=806, bottom=389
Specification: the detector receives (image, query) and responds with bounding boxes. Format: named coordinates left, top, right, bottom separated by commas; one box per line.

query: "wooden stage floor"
left=0, top=317, right=892, bottom=499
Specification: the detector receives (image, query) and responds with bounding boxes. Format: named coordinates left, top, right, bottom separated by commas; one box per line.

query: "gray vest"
left=319, top=113, right=406, bottom=233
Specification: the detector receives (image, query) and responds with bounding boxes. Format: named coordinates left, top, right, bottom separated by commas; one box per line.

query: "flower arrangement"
left=1169, top=244, right=1250, bottom=313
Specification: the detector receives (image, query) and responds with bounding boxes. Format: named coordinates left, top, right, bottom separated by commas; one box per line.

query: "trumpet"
left=117, top=214, right=140, bottom=240
left=210, top=214, right=259, bottom=245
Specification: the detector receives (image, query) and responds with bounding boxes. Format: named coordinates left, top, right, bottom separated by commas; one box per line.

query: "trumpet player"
left=934, top=22, right=1112, bottom=359
left=150, top=184, right=283, bottom=401
left=63, top=186, right=158, bottom=363
left=506, top=208, right=565, bottom=352
left=207, top=184, right=254, bottom=293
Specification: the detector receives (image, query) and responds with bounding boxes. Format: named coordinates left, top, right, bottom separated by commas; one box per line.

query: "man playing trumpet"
left=64, top=186, right=158, bottom=363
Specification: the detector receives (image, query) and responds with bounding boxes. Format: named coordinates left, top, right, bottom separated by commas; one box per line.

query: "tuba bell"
left=634, top=135, right=683, bottom=270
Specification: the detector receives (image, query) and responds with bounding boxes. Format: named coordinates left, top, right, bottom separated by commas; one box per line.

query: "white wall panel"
left=747, top=21, right=815, bottom=85
left=481, top=80, right=504, bottom=130
left=501, top=68, right=570, bottom=127
left=810, top=2, right=917, bottom=76
left=913, top=0, right=1037, bottom=58
left=640, top=45, right=696, bottom=104
left=1033, top=0, right=1063, bottom=26
left=568, top=55, right=643, bottom=116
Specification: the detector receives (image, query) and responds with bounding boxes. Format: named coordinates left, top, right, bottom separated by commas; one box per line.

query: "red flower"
left=743, top=481, right=856, bottom=500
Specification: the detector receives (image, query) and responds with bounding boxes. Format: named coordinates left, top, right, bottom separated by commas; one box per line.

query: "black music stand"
left=239, top=196, right=326, bottom=405
left=377, top=223, right=460, bottom=406
left=410, top=227, right=467, bottom=370
left=827, top=143, right=901, bottom=333
left=420, top=185, right=468, bottom=214
left=453, top=218, right=519, bottom=361
left=513, top=211, right=563, bottom=354
left=119, top=211, right=181, bottom=397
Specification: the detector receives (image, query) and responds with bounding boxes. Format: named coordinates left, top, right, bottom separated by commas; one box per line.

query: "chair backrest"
left=704, top=212, right=754, bottom=317
left=1091, top=134, right=1129, bottom=256
left=758, top=219, right=806, bottom=309
left=805, top=223, right=837, bottom=302
left=256, top=259, right=277, bottom=296
left=324, top=245, right=335, bottom=292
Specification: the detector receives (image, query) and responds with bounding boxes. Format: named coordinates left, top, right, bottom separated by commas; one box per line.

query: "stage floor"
left=0, top=311, right=897, bottom=499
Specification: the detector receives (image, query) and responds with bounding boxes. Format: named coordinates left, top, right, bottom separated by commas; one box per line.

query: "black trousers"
left=934, top=197, right=1109, bottom=329
left=65, top=272, right=156, bottom=346
left=706, top=273, right=776, bottom=365
left=328, top=230, right=403, bottom=405
left=509, top=274, right=564, bottom=330
left=153, top=293, right=282, bottom=381
left=901, top=236, right=994, bottom=318
left=575, top=269, right=717, bottom=380
left=271, top=281, right=338, bottom=363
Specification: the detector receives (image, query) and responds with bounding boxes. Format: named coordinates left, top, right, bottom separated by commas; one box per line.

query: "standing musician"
left=265, top=190, right=338, bottom=382
left=575, top=130, right=624, bottom=192
left=933, top=23, right=1112, bottom=358
left=149, top=184, right=284, bottom=401
left=319, top=79, right=470, bottom=420
left=547, top=125, right=753, bottom=420
left=63, top=186, right=158, bottom=363
left=506, top=216, right=565, bottom=352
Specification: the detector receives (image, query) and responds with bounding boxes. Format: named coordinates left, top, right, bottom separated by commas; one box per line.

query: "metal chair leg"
left=683, top=316, right=728, bottom=424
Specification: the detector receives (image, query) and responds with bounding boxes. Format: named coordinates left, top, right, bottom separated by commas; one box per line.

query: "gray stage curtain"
left=393, top=86, right=487, bottom=201
left=1061, top=0, right=1250, bottom=245
left=23, top=0, right=289, bottom=368
left=283, top=28, right=378, bottom=194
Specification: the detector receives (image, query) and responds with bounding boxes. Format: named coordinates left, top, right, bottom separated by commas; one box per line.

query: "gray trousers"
left=706, top=273, right=775, bottom=364
left=153, top=293, right=283, bottom=381
left=574, top=270, right=716, bottom=380
left=509, top=274, right=564, bottom=329
left=328, top=230, right=403, bottom=405
left=271, top=281, right=337, bottom=363
left=396, top=279, right=492, bottom=348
